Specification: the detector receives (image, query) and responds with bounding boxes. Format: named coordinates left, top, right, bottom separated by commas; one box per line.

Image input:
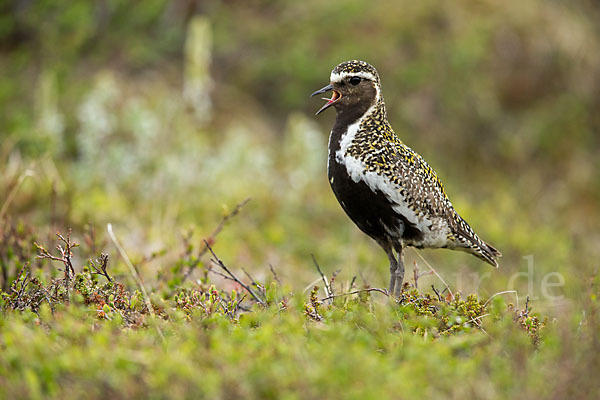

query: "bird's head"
left=311, top=60, right=381, bottom=117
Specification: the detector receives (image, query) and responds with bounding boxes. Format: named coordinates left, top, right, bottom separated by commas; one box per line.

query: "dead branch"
left=242, top=267, right=266, bottom=297
left=431, top=285, right=443, bottom=302
left=107, top=223, right=165, bottom=342
left=320, top=287, right=391, bottom=302
left=35, top=230, right=78, bottom=289
left=349, top=276, right=357, bottom=291
left=483, top=290, right=519, bottom=309
left=12, top=265, right=30, bottom=305
left=204, top=240, right=265, bottom=306
left=182, top=197, right=251, bottom=282
left=269, top=264, right=281, bottom=285
left=311, top=254, right=332, bottom=300
left=412, top=261, right=433, bottom=289
left=89, top=253, right=112, bottom=282
left=208, top=267, right=237, bottom=283
left=329, top=269, right=341, bottom=297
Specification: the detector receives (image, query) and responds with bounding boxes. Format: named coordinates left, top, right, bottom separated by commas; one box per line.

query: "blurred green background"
left=2, top=0, right=600, bottom=310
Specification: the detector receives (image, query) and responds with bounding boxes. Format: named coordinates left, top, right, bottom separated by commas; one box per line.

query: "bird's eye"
left=349, top=76, right=361, bottom=85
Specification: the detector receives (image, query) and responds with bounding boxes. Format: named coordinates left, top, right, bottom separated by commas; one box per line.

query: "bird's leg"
left=378, top=240, right=404, bottom=296
left=393, top=246, right=405, bottom=297
left=387, top=252, right=399, bottom=295
left=379, top=242, right=398, bottom=295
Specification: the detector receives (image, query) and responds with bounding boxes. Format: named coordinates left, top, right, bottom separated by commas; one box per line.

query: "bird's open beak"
left=311, top=84, right=342, bottom=116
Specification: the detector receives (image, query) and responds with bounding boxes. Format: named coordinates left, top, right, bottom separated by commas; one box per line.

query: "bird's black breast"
left=327, top=137, right=424, bottom=245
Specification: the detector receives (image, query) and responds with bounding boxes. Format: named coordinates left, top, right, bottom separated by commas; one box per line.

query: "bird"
left=312, top=60, right=501, bottom=296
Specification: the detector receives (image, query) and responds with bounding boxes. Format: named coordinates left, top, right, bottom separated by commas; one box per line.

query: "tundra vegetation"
left=1, top=1, right=599, bottom=399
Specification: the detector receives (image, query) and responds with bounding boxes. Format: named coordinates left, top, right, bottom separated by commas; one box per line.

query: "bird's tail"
left=470, top=240, right=502, bottom=268
left=453, top=215, right=502, bottom=267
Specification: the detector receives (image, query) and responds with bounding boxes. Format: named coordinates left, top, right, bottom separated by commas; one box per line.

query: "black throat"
left=325, top=97, right=424, bottom=245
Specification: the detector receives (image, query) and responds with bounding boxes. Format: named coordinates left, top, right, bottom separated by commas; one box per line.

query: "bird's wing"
left=386, top=143, right=452, bottom=219
left=387, top=142, right=501, bottom=266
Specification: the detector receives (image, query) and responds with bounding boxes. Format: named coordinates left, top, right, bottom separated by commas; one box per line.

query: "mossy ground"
left=0, top=224, right=594, bottom=399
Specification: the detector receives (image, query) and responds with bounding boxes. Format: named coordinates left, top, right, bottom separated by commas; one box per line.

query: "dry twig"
left=242, top=267, right=266, bottom=297
left=320, top=287, right=391, bottom=302
left=431, top=285, right=443, bottom=302
left=182, top=197, right=251, bottom=281
left=483, top=290, right=519, bottom=309
left=12, top=265, right=30, bottom=305
left=311, top=254, right=332, bottom=300
left=412, top=261, right=433, bottom=289
left=269, top=264, right=281, bottom=285
left=349, top=276, right=357, bottom=291
left=107, top=223, right=165, bottom=342
left=35, top=230, right=78, bottom=289
left=204, top=240, right=265, bottom=306
left=329, top=269, right=341, bottom=297
left=89, top=253, right=112, bottom=282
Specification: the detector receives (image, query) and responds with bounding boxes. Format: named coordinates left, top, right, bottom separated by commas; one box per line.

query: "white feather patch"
left=330, top=71, right=377, bottom=83
left=333, top=107, right=451, bottom=248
